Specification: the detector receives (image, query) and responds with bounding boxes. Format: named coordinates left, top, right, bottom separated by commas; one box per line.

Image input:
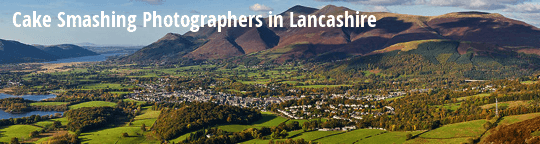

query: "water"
left=43, top=53, right=126, bottom=64
left=0, top=110, right=62, bottom=119
left=0, top=93, right=61, bottom=119
left=0, top=93, right=56, bottom=101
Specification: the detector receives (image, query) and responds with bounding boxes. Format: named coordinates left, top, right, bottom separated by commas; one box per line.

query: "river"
left=0, top=93, right=62, bottom=119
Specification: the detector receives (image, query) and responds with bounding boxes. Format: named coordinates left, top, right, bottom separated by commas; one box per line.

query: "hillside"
left=121, top=33, right=205, bottom=63
left=0, top=39, right=58, bottom=64
left=124, top=5, right=540, bottom=64
left=34, top=44, right=98, bottom=59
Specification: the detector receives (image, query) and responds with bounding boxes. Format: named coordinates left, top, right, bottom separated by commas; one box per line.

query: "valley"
left=2, top=3, right=540, bottom=144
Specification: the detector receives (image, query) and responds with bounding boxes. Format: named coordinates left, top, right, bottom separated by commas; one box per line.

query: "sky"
left=1, top=0, right=540, bottom=46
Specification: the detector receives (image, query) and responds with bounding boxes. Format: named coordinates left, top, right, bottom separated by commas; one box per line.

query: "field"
left=498, top=112, right=540, bottom=125
left=521, top=81, right=538, bottom=84
left=406, top=119, right=487, bottom=143
left=79, top=106, right=160, bottom=144
left=217, top=112, right=288, bottom=132
left=0, top=125, right=42, bottom=142
left=242, top=129, right=386, bottom=144
left=69, top=101, right=117, bottom=109
left=357, top=131, right=424, bottom=144
left=457, top=93, right=491, bottom=101
left=79, top=83, right=133, bottom=90
left=314, top=129, right=385, bottom=143
left=295, top=85, right=352, bottom=88
left=30, top=102, right=69, bottom=106
left=435, top=103, right=461, bottom=111
left=479, top=100, right=530, bottom=109
left=34, top=117, right=69, bottom=128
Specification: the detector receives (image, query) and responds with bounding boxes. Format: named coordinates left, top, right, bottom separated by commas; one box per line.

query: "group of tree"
left=64, top=106, right=128, bottom=132
left=153, top=102, right=262, bottom=140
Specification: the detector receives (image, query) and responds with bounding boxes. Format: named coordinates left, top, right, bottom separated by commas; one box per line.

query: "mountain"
left=124, top=5, right=540, bottom=64
left=121, top=33, right=204, bottom=63
left=34, top=44, right=99, bottom=59
left=0, top=39, right=58, bottom=64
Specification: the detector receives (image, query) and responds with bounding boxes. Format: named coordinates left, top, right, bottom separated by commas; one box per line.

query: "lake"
left=0, top=93, right=62, bottom=119
left=0, top=93, right=56, bottom=101
left=43, top=53, right=127, bottom=64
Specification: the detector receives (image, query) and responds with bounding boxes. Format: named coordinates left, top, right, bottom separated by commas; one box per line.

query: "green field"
left=34, top=117, right=69, bottom=128
left=79, top=83, right=133, bottom=90
left=123, top=99, right=147, bottom=105
left=69, top=101, right=117, bottom=109
left=217, top=112, right=288, bottom=132
left=30, top=102, right=69, bottom=106
left=358, top=131, right=424, bottom=144
left=79, top=106, right=160, bottom=144
left=521, top=81, right=537, bottom=84
left=0, top=125, right=42, bottom=142
left=457, top=93, right=491, bottom=101
left=315, top=129, right=385, bottom=143
left=499, top=112, right=540, bottom=125
left=435, top=103, right=461, bottom=111
left=405, top=119, right=487, bottom=144
left=295, top=85, right=352, bottom=88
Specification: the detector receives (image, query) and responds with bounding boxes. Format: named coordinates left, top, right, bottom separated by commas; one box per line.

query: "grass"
left=358, top=131, right=424, bottom=144
left=218, top=112, right=288, bottom=132
left=405, top=137, right=472, bottom=144
left=69, top=101, right=117, bottom=109
left=290, top=131, right=343, bottom=141
left=315, top=129, right=385, bottom=143
left=499, top=112, right=540, bottom=125
left=79, top=106, right=160, bottom=144
left=521, top=81, right=537, bottom=84
left=479, top=100, right=530, bottom=109
left=405, top=120, right=488, bottom=144
left=295, top=85, right=352, bottom=88
left=123, top=99, right=146, bottom=105
left=419, top=119, right=487, bottom=139
left=79, top=83, right=133, bottom=90
left=435, top=103, right=461, bottom=111
left=34, top=117, right=69, bottom=128
left=457, top=93, right=491, bottom=101
left=30, top=102, right=68, bottom=106
left=0, top=125, right=42, bottom=142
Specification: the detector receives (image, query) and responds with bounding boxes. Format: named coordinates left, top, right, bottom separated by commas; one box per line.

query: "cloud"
left=132, top=0, right=164, bottom=5
left=503, top=3, right=540, bottom=13
left=249, top=4, right=274, bottom=12
left=365, top=6, right=391, bottom=12
left=190, top=10, right=201, bottom=14
left=315, top=0, right=415, bottom=6
left=316, top=0, right=533, bottom=10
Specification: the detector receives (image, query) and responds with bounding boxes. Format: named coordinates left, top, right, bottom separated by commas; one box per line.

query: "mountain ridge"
left=123, top=5, right=540, bottom=64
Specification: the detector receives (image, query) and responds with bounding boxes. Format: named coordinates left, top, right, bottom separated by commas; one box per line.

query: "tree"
left=141, top=123, right=147, bottom=132
left=52, top=120, right=62, bottom=128
left=29, top=130, right=39, bottom=138
left=406, top=133, right=413, bottom=140
left=10, top=137, right=19, bottom=144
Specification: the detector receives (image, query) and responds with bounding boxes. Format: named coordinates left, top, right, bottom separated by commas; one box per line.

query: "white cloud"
left=504, top=3, right=540, bottom=13
left=365, top=6, right=390, bottom=12
left=249, top=4, right=274, bottom=12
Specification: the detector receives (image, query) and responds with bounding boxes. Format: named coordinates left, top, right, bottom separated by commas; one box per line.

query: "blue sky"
left=1, top=0, right=539, bottom=46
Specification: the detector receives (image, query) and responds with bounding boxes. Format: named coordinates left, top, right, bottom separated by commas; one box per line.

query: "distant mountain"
left=0, top=39, right=58, bottom=64
left=121, top=33, right=205, bottom=63
left=34, top=44, right=99, bottom=59
left=124, top=5, right=540, bottom=64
